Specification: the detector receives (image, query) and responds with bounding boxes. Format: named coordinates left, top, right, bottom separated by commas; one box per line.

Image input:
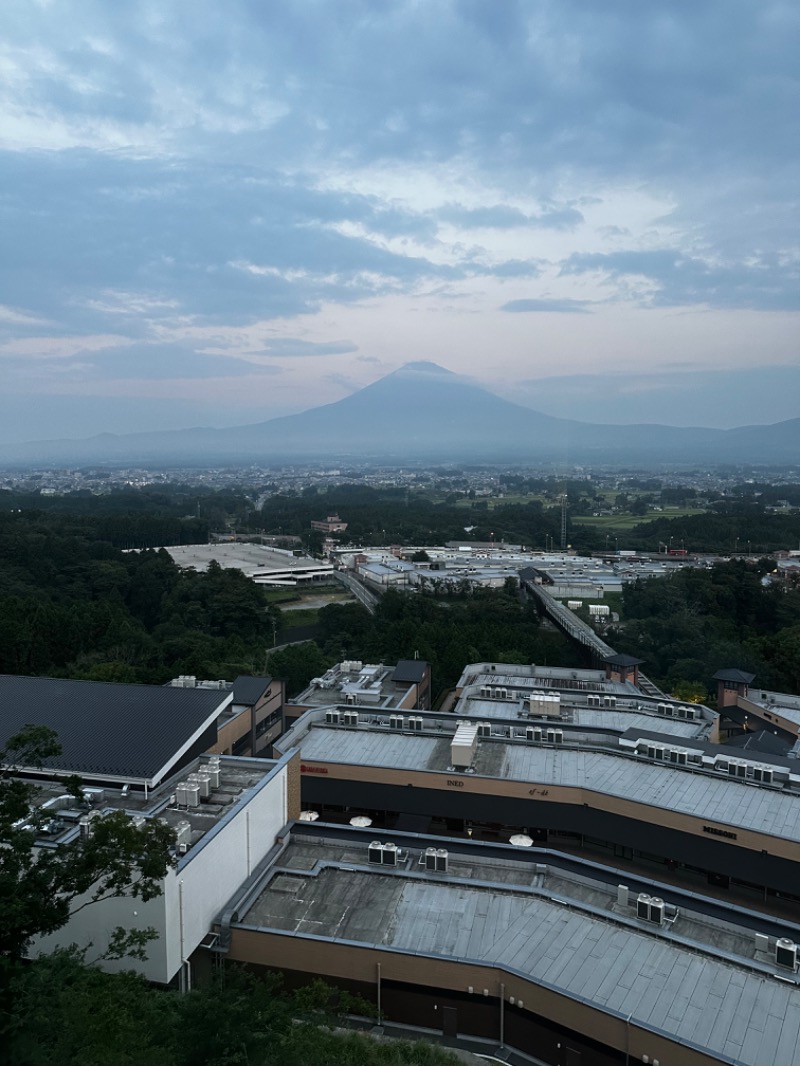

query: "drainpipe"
left=500, top=981, right=505, bottom=1048
left=377, top=962, right=382, bottom=1024
left=178, top=879, right=191, bottom=992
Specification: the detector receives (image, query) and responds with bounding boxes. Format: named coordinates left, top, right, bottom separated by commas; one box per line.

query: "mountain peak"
left=396, top=361, right=455, bottom=376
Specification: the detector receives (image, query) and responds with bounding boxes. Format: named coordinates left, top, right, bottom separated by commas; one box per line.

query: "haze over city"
left=1, top=1, right=798, bottom=445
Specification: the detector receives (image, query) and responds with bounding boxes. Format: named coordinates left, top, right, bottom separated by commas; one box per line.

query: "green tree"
left=0, top=726, right=175, bottom=965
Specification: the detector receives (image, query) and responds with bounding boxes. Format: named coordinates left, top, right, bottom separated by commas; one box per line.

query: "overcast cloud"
left=1, top=1, right=798, bottom=441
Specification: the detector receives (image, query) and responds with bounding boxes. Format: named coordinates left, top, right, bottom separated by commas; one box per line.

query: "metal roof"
left=296, top=727, right=800, bottom=843
left=392, top=660, right=429, bottom=684
left=240, top=836, right=800, bottom=1066
left=0, top=674, right=230, bottom=784
left=232, top=675, right=273, bottom=706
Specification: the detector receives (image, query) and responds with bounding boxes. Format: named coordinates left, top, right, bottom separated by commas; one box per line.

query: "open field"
left=572, top=508, right=706, bottom=532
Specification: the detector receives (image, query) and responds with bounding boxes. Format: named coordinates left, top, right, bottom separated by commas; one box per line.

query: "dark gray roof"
left=725, top=729, right=792, bottom=756
left=603, top=653, right=644, bottom=667
left=713, top=668, right=756, bottom=683
left=233, top=675, right=272, bottom=706
left=620, top=726, right=795, bottom=769
left=0, top=675, right=230, bottom=783
left=392, top=660, right=429, bottom=684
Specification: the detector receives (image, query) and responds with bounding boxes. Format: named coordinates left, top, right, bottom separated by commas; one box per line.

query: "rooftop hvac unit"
left=649, top=897, right=665, bottom=925
left=755, top=932, right=770, bottom=954
left=776, top=939, right=798, bottom=970
left=424, top=847, right=438, bottom=870
left=82, top=787, right=106, bottom=805
left=206, top=764, right=221, bottom=789
left=368, top=841, right=383, bottom=864
left=647, top=745, right=665, bottom=760
left=603, top=695, right=617, bottom=708
left=669, top=750, right=687, bottom=766
left=451, top=722, right=479, bottom=769
left=382, top=843, right=398, bottom=866
left=79, top=811, right=100, bottom=839
left=525, top=726, right=535, bottom=741
left=390, top=714, right=404, bottom=729
left=345, top=693, right=356, bottom=705
left=478, top=722, right=492, bottom=738
left=546, top=729, right=564, bottom=744
left=184, top=784, right=200, bottom=808
left=480, top=686, right=491, bottom=698
left=176, top=782, right=189, bottom=806
left=195, top=773, right=212, bottom=799
left=587, top=694, right=600, bottom=707
left=729, top=761, right=747, bottom=779
left=130, top=815, right=146, bottom=830
left=409, top=716, right=423, bottom=731
left=657, top=703, right=668, bottom=715
left=175, top=820, right=192, bottom=848
left=636, top=893, right=652, bottom=920
left=753, top=767, right=773, bottom=784
left=617, top=885, right=629, bottom=907
left=325, top=710, right=341, bottom=724
left=435, top=849, right=448, bottom=872
left=343, top=710, right=359, bottom=726
left=533, top=727, right=543, bottom=741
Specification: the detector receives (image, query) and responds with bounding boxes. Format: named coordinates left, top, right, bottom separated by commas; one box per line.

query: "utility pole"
left=560, top=494, right=568, bottom=550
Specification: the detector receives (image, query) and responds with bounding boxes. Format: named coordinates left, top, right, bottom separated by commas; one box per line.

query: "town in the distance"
left=3, top=455, right=800, bottom=1066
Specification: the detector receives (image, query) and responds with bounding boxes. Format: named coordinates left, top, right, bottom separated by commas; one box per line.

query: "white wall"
left=32, top=758, right=289, bottom=985
left=162, top=760, right=289, bottom=982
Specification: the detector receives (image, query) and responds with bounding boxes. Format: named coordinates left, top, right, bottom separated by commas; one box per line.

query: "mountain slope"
left=1, top=362, right=797, bottom=465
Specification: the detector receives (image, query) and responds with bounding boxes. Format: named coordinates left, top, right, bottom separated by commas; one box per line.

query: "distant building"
left=311, top=514, right=348, bottom=533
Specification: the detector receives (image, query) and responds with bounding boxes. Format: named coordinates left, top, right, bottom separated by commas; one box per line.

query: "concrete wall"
left=32, top=755, right=292, bottom=985
left=166, top=758, right=290, bottom=982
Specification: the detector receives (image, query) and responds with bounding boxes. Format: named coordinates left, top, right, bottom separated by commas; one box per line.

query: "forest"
left=5, top=950, right=460, bottom=1066
left=609, top=559, right=800, bottom=696
left=0, top=507, right=281, bottom=683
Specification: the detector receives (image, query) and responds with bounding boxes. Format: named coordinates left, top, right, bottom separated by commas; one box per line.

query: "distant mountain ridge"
left=2, top=361, right=798, bottom=466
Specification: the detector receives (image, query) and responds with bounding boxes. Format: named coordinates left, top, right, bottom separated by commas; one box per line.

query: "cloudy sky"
left=1, top=1, right=798, bottom=444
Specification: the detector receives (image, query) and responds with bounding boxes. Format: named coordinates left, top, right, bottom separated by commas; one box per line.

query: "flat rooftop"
left=293, top=724, right=800, bottom=845
left=160, top=542, right=333, bottom=580
left=292, top=662, right=418, bottom=711
left=26, top=755, right=281, bottom=863
left=235, top=832, right=800, bottom=1066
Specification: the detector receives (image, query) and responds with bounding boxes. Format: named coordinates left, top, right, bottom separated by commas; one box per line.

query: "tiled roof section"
left=392, top=660, right=429, bottom=684
left=0, top=675, right=229, bottom=781
left=603, top=653, right=644, bottom=667
left=713, top=668, right=756, bottom=683
left=233, top=675, right=272, bottom=706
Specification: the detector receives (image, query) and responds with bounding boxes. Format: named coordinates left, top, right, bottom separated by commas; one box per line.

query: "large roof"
left=238, top=833, right=800, bottom=1066
left=295, top=726, right=800, bottom=844
left=0, top=675, right=230, bottom=784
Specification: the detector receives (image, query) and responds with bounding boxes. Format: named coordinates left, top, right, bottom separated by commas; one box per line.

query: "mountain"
left=2, top=361, right=799, bottom=466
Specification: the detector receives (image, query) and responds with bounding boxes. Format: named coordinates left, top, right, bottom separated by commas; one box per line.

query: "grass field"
left=572, top=508, right=706, bottom=532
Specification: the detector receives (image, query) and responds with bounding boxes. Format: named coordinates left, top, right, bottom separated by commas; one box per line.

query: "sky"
left=1, top=0, right=799, bottom=444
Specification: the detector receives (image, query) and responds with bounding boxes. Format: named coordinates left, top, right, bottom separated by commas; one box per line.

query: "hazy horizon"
left=1, top=2, right=798, bottom=445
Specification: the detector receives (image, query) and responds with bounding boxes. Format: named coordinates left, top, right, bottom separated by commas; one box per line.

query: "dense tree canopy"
left=0, top=511, right=280, bottom=683
left=609, top=560, right=800, bottom=694
left=5, top=957, right=460, bottom=1066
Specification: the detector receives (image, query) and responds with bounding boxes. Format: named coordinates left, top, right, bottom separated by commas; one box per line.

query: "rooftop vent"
left=776, top=939, right=798, bottom=971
